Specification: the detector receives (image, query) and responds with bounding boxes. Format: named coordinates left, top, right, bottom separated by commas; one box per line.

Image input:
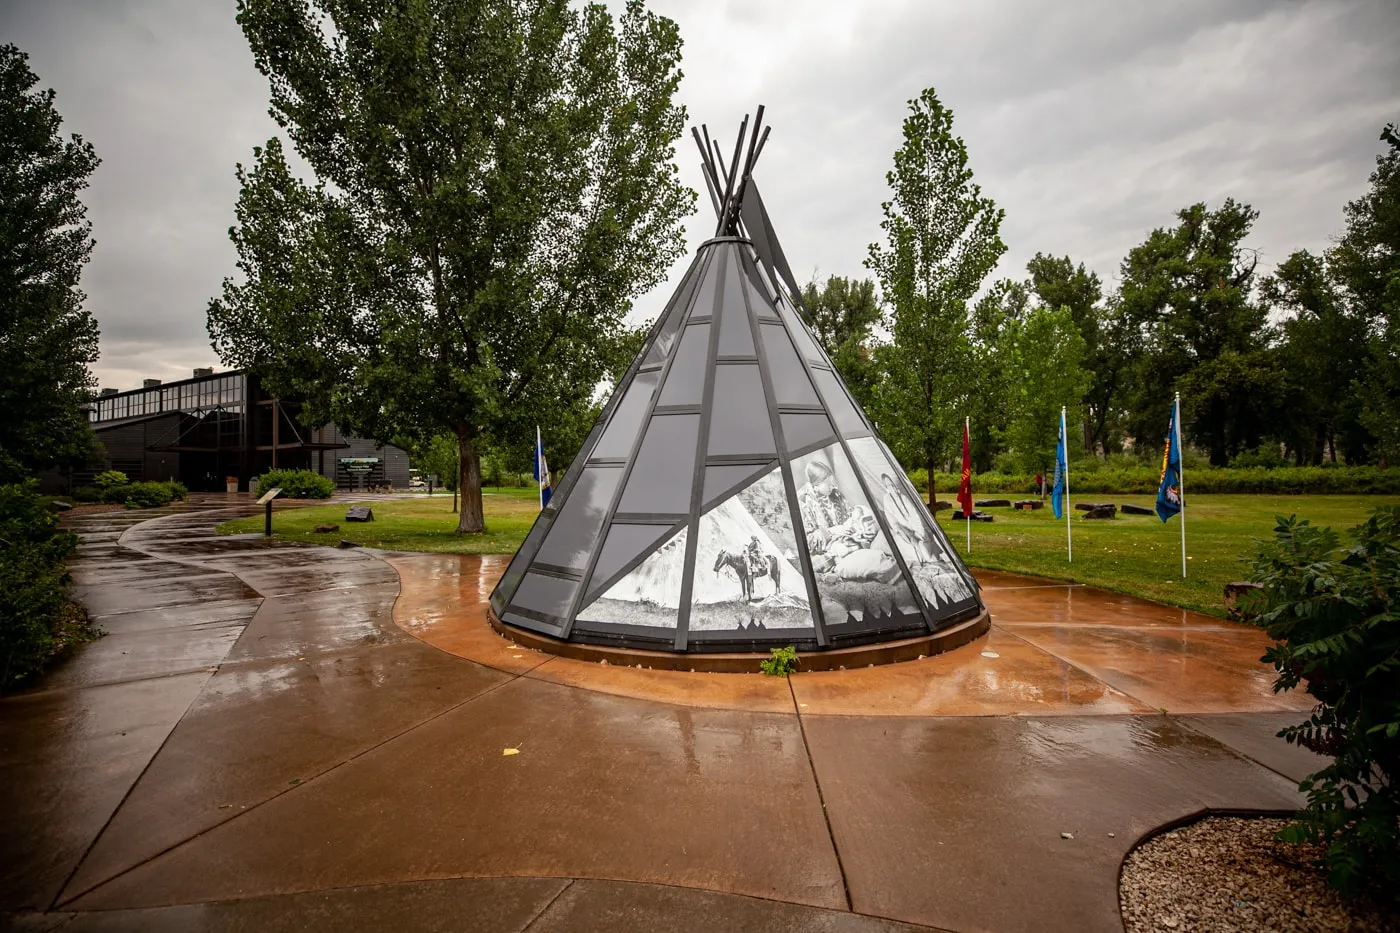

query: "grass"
left=946, top=493, right=1394, bottom=617
left=217, top=487, right=543, bottom=554
left=217, top=487, right=1396, bottom=618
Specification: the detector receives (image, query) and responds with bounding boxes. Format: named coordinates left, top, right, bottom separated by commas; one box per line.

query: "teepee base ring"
left=487, top=607, right=991, bottom=674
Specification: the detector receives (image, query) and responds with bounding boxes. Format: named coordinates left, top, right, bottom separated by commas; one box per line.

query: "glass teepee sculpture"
left=490, top=108, right=983, bottom=654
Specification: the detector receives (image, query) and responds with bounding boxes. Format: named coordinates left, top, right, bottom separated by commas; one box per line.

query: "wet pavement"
left=0, top=501, right=1322, bottom=932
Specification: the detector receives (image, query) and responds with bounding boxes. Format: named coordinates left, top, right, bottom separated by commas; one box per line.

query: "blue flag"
left=533, top=427, right=552, bottom=509
left=1156, top=401, right=1182, bottom=522
left=1050, top=413, right=1067, bottom=520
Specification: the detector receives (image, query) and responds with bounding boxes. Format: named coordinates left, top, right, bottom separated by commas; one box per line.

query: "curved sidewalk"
left=1, top=500, right=1324, bottom=933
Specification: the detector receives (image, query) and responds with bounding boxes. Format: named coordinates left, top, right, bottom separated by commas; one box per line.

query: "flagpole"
left=536, top=425, right=544, bottom=512
left=1063, top=407, right=1072, bottom=563
left=965, top=416, right=971, bottom=554
left=1176, top=393, right=1186, bottom=578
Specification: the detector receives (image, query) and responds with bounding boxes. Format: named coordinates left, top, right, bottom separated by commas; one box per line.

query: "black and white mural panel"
left=574, top=526, right=687, bottom=631
left=790, top=441, right=923, bottom=635
left=846, top=437, right=975, bottom=612
left=689, top=466, right=812, bottom=634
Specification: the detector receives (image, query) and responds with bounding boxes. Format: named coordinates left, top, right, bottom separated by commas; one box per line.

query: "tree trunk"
left=926, top=454, right=937, bottom=512
left=455, top=427, right=485, bottom=534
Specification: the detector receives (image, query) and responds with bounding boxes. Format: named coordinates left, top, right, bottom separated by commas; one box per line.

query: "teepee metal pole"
left=716, top=116, right=748, bottom=235
left=691, top=128, right=722, bottom=218
left=742, top=106, right=766, bottom=179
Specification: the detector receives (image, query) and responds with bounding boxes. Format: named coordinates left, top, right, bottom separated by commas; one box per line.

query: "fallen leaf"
left=503, top=748, right=520, bottom=757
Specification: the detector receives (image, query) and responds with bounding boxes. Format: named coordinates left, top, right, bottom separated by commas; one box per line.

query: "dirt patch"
left=1121, top=816, right=1398, bottom=932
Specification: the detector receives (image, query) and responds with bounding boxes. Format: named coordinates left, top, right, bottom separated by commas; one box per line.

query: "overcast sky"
left=4, top=0, right=1397, bottom=391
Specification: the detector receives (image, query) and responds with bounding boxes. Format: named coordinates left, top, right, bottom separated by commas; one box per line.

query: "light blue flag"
left=1050, top=414, right=1067, bottom=520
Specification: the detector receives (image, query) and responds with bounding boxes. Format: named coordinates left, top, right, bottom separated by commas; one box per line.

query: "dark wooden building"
left=57, top=368, right=410, bottom=493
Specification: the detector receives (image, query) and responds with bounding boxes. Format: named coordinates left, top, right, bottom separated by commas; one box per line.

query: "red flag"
left=958, top=419, right=974, bottom=517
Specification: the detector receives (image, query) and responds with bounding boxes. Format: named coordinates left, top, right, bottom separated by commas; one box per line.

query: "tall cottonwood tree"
left=0, top=45, right=101, bottom=479
left=208, top=0, right=693, bottom=532
left=867, top=88, right=1004, bottom=506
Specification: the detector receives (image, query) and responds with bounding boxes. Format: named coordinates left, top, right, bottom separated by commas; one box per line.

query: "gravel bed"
left=1120, top=816, right=1398, bottom=932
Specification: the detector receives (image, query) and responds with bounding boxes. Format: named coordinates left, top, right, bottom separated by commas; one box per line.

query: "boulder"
left=337, top=539, right=360, bottom=549
left=928, top=501, right=952, bottom=513
left=1224, top=581, right=1264, bottom=620
left=49, top=500, right=73, bottom=512
left=345, top=506, right=374, bottom=523
left=1080, top=505, right=1117, bottom=519
left=314, top=523, right=340, bottom=533
left=1074, top=502, right=1114, bottom=512
left=1120, top=503, right=1155, bottom=516
left=952, top=509, right=994, bottom=522
left=974, top=498, right=1011, bottom=508
left=1013, top=499, right=1043, bottom=510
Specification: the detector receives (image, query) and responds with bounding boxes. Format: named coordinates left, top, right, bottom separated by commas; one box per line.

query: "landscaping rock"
left=337, top=539, right=360, bottom=549
left=952, top=509, right=994, bottom=522
left=1120, top=503, right=1155, bottom=516
left=49, top=500, right=73, bottom=512
left=1224, top=581, right=1264, bottom=620
left=1013, top=499, right=1044, bottom=510
left=1081, top=505, right=1117, bottom=519
left=974, top=498, right=1011, bottom=508
left=314, top=524, right=340, bottom=534
left=928, top=500, right=952, bottom=513
left=345, top=506, right=374, bottom=522
left=1075, top=502, right=1114, bottom=511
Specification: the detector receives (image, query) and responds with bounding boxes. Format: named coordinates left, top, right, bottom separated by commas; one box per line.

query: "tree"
left=0, top=45, right=101, bottom=479
left=867, top=88, right=1005, bottom=507
left=1118, top=200, right=1269, bottom=465
left=208, top=0, right=694, bottom=533
left=965, top=278, right=1028, bottom=472
left=1026, top=253, right=1135, bottom=455
left=800, top=275, right=881, bottom=410
left=1002, top=304, right=1090, bottom=474
left=1330, top=124, right=1400, bottom=464
left=1261, top=250, right=1371, bottom=464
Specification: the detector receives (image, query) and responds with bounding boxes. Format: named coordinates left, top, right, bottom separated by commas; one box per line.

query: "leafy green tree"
left=801, top=275, right=881, bottom=410
left=1262, top=250, right=1371, bottom=464
left=1118, top=200, right=1270, bottom=464
left=965, top=278, right=1028, bottom=472
left=1002, top=304, right=1090, bottom=474
left=1330, top=124, right=1400, bottom=465
left=867, top=88, right=1005, bottom=506
left=1026, top=253, right=1136, bottom=456
left=0, top=45, right=101, bottom=479
left=208, top=0, right=694, bottom=533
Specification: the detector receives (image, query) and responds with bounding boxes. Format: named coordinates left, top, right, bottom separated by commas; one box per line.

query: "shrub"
left=120, top=482, right=176, bottom=509
left=760, top=645, right=800, bottom=677
left=1247, top=506, right=1400, bottom=898
left=163, top=480, right=188, bottom=501
left=257, top=468, right=334, bottom=499
left=0, top=480, right=95, bottom=686
left=71, top=485, right=101, bottom=503
left=93, top=470, right=129, bottom=490
left=1232, top=444, right=1289, bottom=470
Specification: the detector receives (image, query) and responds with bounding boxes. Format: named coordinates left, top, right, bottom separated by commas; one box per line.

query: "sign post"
left=257, top=487, right=284, bottom=537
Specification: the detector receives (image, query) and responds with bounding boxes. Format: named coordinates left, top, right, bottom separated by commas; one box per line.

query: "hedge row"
left=909, top=465, right=1400, bottom=497
left=72, top=480, right=188, bottom=508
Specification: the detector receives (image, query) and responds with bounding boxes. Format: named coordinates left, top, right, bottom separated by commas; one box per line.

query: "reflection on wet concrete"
left=0, top=499, right=1326, bottom=933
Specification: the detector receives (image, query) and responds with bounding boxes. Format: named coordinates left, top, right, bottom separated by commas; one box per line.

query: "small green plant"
left=92, top=470, right=128, bottom=490
left=1248, top=506, right=1400, bottom=899
left=71, top=485, right=101, bottom=503
left=257, top=468, right=334, bottom=499
left=760, top=645, right=799, bottom=677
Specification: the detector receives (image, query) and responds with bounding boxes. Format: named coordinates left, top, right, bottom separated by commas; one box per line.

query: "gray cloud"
left=3, top=0, right=1396, bottom=391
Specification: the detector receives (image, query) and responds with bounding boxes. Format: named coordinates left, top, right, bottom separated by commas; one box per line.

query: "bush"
left=93, top=470, right=128, bottom=490
left=257, top=468, right=334, bottom=499
left=0, top=480, right=95, bottom=686
left=100, top=481, right=180, bottom=508
left=1247, top=506, right=1400, bottom=898
left=72, top=485, right=101, bottom=503
left=1232, top=444, right=1289, bottom=470
left=164, top=480, right=188, bottom=501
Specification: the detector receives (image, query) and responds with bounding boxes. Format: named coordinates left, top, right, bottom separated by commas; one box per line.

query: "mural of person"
left=880, top=472, right=936, bottom=564
left=797, top=459, right=899, bottom=584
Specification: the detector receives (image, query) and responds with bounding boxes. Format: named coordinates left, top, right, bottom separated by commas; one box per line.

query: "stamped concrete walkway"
left=1, top=497, right=1324, bottom=932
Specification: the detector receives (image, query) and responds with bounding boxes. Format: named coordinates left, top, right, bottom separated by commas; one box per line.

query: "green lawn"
left=217, top=487, right=543, bottom=554
left=946, top=494, right=1394, bottom=617
left=218, top=488, right=1395, bottom=618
